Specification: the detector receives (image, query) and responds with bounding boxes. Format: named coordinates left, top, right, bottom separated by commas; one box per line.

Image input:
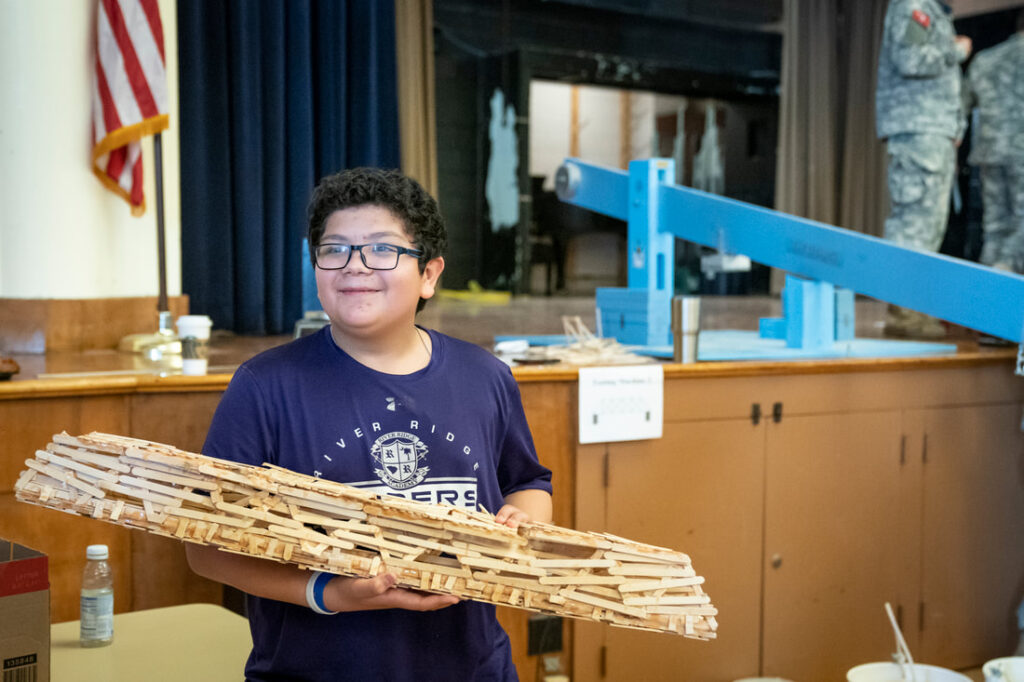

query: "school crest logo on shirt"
left=371, top=431, right=429, bottom=490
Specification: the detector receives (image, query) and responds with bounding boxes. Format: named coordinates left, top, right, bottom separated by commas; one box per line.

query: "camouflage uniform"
left=965, top=32, right=1024, bottom=273
left=876, top=0, right=969, bottom=339
left=876, top=0, right=968, bottom=253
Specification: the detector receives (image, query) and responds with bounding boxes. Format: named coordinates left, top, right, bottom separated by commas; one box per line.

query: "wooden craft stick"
left=539, top=574, right=625, bottom=586
left=559, top=589, right=646, bottom=618
left=608, top=542, right=690, bottom=563
left=278, top=494, right=368, bottom=521
left=529, top=558, right=617, bottom=568
left=459, top=555, right=547, bottom=577
left=268, top=524, right=356, bottom=550
left=603, top=550, right=690, bottom=565
left=24, top=459, right=107, bottom=499
left=215, top=501, right=304, bottom=529
left=165, top=505, right=252, bottom=528
left=54, top=432, right=122, bottom=455
left=617, top=576, right=705, bottom=593
left=607, top=564, right=694, bottom=577
left=44, top=444, right=132, bottom=474
left=386, top=557, right=472, bottom=580
left=622, top=595, right=712, bottom=606
left=130, top=465, right=220, bottom=491
left=97, top=480, right=181, bottom=507
left=117, top=475, right=212, bottom=504
left=574, top=584, right=624, bottom=600
left=470, top=572, right=560, bottom=595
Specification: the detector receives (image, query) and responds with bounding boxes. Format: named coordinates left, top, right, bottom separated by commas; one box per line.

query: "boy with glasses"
left=186, top=167, right=553, bottom=681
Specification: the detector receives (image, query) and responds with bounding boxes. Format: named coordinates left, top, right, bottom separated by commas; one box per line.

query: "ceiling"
left=951, top=0, right=1023, bottom=16
left=544, top=0, right=1023, bottom=24
left=540, top=0, right=783, bottom=28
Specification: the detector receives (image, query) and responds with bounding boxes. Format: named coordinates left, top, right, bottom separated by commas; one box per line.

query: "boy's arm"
left=185, top=543, right=458, bottom=612
left=495, top=488, right=553, bottom=529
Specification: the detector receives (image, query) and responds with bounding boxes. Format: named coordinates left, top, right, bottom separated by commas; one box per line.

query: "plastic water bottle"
left=80, top=544, right=113, bottom=647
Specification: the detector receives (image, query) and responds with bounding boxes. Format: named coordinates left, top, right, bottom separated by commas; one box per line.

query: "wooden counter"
left=1, top=337, right=1021, bottom=682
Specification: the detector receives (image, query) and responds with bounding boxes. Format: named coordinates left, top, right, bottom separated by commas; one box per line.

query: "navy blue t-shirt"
left=203, top=326, right=552, bottom=681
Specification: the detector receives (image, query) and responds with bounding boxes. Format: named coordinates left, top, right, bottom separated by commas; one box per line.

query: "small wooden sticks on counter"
left=15, top=432, right=716, bottom=639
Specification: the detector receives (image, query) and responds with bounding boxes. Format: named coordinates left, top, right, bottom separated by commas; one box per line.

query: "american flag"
left=91, top=0, right=169, bottom=216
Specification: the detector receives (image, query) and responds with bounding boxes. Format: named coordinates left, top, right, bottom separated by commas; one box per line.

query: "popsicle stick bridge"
left=15, top=432, right=716, bottom=639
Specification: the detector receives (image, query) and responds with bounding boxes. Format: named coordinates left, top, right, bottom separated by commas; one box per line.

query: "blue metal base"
left=633, top=330, right=956, bottom=361
left=595, top=288, right=672, bottom=346
left=494, top=330, right=957, bottom=362
left=758, top=275, right=856, bottom=349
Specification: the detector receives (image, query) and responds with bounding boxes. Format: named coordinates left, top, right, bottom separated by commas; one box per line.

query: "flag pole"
left=117, top=132, right=175, bottom=356
left=154, top=131, right=170, bottom=324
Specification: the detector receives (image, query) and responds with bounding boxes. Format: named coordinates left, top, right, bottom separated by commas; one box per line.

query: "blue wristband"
left=305, top=571, right=339, bottom=615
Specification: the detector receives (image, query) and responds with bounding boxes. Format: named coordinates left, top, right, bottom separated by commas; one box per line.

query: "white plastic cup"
left=983, top=656, right=1024, bottom=682
left=847, top=662, right=971, bottom=682
left=176, top=315, right=212, bottom=375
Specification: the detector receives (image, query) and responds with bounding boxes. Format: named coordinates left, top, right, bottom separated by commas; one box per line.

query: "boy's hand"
left=326, top=573, right=459, bottom=612
left=494, top=504, right=530, bottom=529
left=498, top=489, right=552, bottom=527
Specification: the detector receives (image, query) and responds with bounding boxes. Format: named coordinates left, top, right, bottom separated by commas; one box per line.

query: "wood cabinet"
left=916, top=404, right=1024, bottom=668
left=595, top=418, right=765, bottom=682
left=761, top=409, right=908, bottom=681
left=0, top=390, right=224, bottom=623
left=571, top=364, right=1024, bottom=682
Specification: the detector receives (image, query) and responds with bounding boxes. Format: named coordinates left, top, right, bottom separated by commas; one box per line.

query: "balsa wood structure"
left=15, top=432, right=716, bottom=639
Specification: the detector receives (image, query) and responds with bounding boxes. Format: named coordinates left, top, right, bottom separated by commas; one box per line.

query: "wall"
left=527, top=81, right=573, bottom=188
left=0, top=0, right=180, bottom=300
left=528, top=82, right=656, bottom=294
left=528, top=81, right=656, bottom=187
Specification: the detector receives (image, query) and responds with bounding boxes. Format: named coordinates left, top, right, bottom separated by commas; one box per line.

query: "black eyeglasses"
left=313, top=242, right=424, bottom=271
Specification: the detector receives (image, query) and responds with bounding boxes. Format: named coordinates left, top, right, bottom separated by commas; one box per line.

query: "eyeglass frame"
left=313, top=242, right=425, bottom=271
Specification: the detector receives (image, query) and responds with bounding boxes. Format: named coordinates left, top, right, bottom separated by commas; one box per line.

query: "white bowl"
left=982, top=656, right=1024, bottom=682
left=847, top=662, right=972, bottom=682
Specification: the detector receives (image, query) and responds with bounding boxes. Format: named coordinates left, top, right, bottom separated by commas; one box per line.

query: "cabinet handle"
left=771, top=553, right=783, bottom=569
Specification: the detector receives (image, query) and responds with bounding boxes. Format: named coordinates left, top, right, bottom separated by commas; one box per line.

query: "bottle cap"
left=86, top=544, right=109, bottom=560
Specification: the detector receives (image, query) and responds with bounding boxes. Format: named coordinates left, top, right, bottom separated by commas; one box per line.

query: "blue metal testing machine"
left=554, top=158, right=1024, bottom=373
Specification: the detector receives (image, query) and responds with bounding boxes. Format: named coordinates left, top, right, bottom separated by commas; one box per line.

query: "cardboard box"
left=0, top=539, right=49, bottom=682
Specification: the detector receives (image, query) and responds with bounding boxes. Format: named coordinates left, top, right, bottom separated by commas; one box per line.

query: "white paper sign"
left=578, top=365, right=664, bottom=444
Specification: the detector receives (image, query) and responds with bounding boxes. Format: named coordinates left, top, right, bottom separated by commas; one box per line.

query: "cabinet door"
left=762, top=410, right=910, bottom=682
left=597, top=418, right=765, bottom=682
left=572, top=442, right=612, bottom=682
left=917, top=404, right=1024, bottom=668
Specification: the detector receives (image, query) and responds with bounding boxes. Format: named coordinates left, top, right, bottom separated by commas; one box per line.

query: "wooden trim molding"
left=0, top=296, right=189, bottom=353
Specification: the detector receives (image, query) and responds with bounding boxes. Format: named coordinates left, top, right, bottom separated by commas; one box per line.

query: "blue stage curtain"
left=178, top=1, right=399, bottom=334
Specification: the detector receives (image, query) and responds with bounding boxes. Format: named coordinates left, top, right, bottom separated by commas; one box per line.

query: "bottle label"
left=80, top=592, right=114, bottom=640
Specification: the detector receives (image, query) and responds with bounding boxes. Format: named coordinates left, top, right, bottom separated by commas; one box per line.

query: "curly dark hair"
left=307, top=168, right=447, bottom=311
left=307, top=167, right=447, bottom=269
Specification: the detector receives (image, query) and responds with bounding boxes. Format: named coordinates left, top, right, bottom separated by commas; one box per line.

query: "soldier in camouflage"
left=876, top=0, right=972, bottom=338
left=964, top=11, right=1024, bottom=275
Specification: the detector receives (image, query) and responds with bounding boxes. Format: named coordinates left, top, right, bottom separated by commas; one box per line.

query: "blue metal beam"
left=556, top=159, right=1024, bottom=343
